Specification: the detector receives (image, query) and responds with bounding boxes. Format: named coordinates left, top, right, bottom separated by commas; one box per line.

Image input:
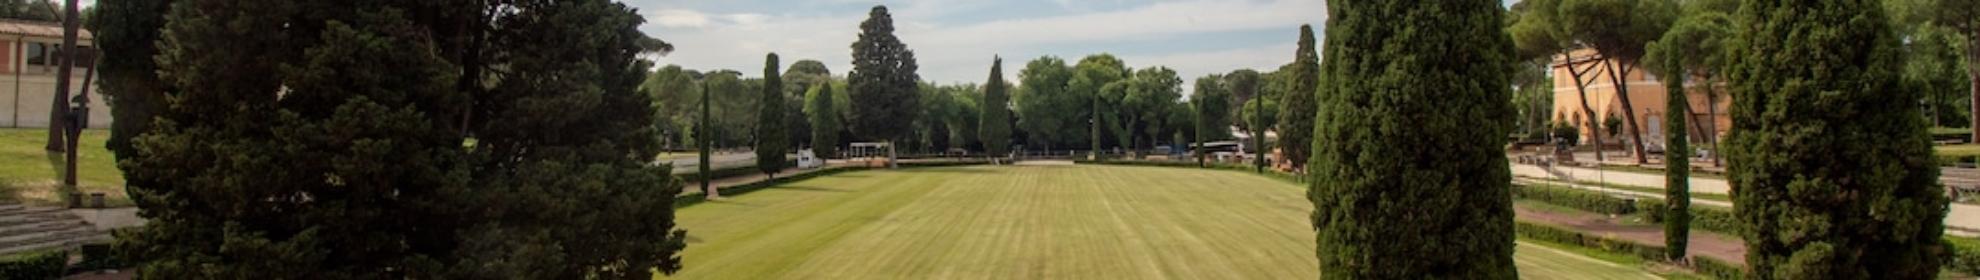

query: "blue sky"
left=628, top=0, right=1332, bottom=91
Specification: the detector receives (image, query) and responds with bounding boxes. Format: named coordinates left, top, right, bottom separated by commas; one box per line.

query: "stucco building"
left=1551, top=49, right=1730, bottom=150
left=0, top=20, right=108, bottom=129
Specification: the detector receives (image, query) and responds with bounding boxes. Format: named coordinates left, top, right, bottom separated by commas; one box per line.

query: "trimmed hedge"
left=1513, top=184, right=1638, bottom=215
left=674, top=160, right=799, bottom=183
left=1073, top=160, right=1307, bottom=184
left=0, top=250, right=67, bottom=280
left=1692, top=254, right=1746, bottom=279
left=673, top=160, right=989, bottom=207
left=1638, top=199, right=1739, bottom=235
left=1516, top=222, right=1667, bottom=260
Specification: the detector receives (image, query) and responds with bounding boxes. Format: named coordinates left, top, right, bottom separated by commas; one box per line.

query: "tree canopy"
left=848, top=5, right=923, bottom=147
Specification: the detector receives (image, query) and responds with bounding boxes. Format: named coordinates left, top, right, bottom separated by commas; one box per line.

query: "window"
left=24, top=42, right=46, bottom=66
left=21, top=43, right=94, bottom=73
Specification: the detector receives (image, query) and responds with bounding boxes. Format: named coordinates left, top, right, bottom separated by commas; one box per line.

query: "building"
left=0, top=20, right=108, bottom=129
left=1551, top=49, right=1730, bottom=149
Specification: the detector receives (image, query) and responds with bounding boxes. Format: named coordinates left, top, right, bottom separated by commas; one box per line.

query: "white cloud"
left=650, top=9, right=712, bottom=28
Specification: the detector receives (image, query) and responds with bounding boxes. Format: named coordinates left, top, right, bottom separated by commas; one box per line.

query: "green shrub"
left=1516, top=222, right=1666, bottom=261
left=73, top=244, right=124, bottom=272
left=1639, top=199, right=1739, bottom=235
left=0, top=250, right=67, bottom=280
left=1946, top=237, right=1980, bottom=276
left=1692, top=255, right=1745, bottom=279
left=1513, top=184, right=1638, bottom=215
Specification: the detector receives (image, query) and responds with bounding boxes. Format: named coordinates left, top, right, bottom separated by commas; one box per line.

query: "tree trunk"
left=1605, top=60, right=1649, bottom=164
left=1566, top=52, right=1606, bottom=162
left=1969, top=35, right=1978, bottom=143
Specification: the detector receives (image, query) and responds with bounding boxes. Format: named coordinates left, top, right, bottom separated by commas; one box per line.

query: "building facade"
left=1551, top=49, right=1730, bottom=149
left=0, top=20, right=108, bottom=129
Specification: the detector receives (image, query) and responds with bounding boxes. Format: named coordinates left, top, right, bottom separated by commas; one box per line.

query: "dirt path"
left=1515, top=204, right=1746, bottom=266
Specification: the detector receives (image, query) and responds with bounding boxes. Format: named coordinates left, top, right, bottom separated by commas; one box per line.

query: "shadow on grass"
left=775, top=185, right=854, bottom=193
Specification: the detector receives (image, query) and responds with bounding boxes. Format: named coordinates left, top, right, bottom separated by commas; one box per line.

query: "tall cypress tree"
left=848, top=5, right=921, bottom=167
left=807, top=84, right=840, bottom=159
left=757, top=53, right=789, bottom=177
left=1309, top=1, right=1517, bottom=278
left=1725, top=0, right=1947, bottom=278
left=1654, top=47, right=1692, bottom=261
left=93, top=0, right=173, bottom=162
left=980, top=56, right=1012, bottom=161
left=1278, top=24, right=1320, bottom=172
left=1193, top=74, right=1230, bottom=168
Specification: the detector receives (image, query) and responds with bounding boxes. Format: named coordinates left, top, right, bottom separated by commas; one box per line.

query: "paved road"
left=1512, top=163, right=1980, bottom=235
left=660, top=152, right=756, bottom=173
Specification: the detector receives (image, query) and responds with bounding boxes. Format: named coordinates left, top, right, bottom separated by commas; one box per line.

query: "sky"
left=629, top=0, right=1332, bottom=92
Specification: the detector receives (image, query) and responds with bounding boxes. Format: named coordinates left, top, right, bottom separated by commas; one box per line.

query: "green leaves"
left=848, top=5, right=922, bottom=143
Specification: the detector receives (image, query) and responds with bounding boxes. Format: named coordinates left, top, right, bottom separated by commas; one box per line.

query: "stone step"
left=0, top=205, right=66, bottom=217
left=0, top=225, right=96, bottom=245
left=0, top=219, right=89, bottom=239
left=0, top=231, right=109, bottom=256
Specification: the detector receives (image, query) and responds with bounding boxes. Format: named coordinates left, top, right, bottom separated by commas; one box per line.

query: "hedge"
left=1516, top=221, right=1667, bottom=260
left=673, top=160, right=990, bottom=207
left=70, top=244, right=124, bottom=272
left=0, top=250, right=67, bottom=280
left=1512, top=184, right=1639, bottom=215
left=1637, top=198, right=1739, bottom=235
left=1692, top=254, right=1746, bottom=279
left=1073, top=160, right=1307, bottom=184
left=674, top=160, right=799, bottom=183
left=1948, top=237, right=1980, bottom=276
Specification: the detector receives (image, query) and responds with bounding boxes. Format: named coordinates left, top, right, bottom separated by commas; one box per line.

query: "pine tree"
left=808, top=84, right=841, bottom=159
left=848, top=5, right=921, bottom=167
left=1193, top=74, right=1230, bottom=168
left=980, top=56, right=1012, bottom=161
left=1725, top=0, right=1947, bottom=278
left=1309, top=1, right=1518, bottom=278
left=1278, top=24, right=1320, bottom=172
left=757, top=53, right=789, bottom=177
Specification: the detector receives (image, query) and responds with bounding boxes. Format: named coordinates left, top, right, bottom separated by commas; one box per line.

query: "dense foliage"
left=758, top=53, right=789, bottom=176
left=1724, top=0, right=1948, bottom=278
left=980, top=56, right=1012, bottom=157
left=117, top=0, right=686, bottom=278
left=1308, top=0, right=1518, bottom=278
left=1277, top=25, right=1319, bottom=172
left=848, top=5, right=923, bottom=149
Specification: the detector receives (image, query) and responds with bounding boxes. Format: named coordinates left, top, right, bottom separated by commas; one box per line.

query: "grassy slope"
left=0, top=128, right=126, bottom=205
left=663, top=165, right=1658, bottom=279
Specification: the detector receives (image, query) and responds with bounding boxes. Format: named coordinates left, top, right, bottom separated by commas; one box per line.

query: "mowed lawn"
left=0, top=128, right=126, bottom=205
left=662, top=165, right=1658, bottom=279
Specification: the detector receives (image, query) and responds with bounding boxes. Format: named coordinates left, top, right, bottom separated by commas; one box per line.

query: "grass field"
left=0, top=128, right=127, bottom=205
left=663, top=165, right=1660, bottom=279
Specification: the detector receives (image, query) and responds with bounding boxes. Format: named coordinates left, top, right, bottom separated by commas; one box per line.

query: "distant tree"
left=1640, top=4, right=1734, bottom=166
left=1726, top=0, right=1948, bottom=278
left=1557, top=0, right=1679, bottom=164
left=1310, top=0, right=1517, bottom=278
left=848, top=5, right=921, bottom=167
left=757, top=53, right=789, bottom=177
left=1072, top=54, right=1130, bottom=157
left=1278, top=24, right=1320, bottom=172
left=1240, top=96, right=1278, bottom=173
left=1887, top=0, right=1977, bottom=141
left=980, top=56, right=1012, bottom=160
left=1122, top=67, right=1182, bottom=155
left=0, top=0, right=58, bottom=21
left=1903, top=26, right=1972, bottom=128
left=785, top=59, right=832, bottom=95
left=1510, top=0, right=1607, bottom=161
left=807, top=83, right=841, bottom=159
left=1193, top=74, right=1231, bottom=167
left=1013, top=56, right=1082, bottom=151
left=645, top=65, right=699, bottom=148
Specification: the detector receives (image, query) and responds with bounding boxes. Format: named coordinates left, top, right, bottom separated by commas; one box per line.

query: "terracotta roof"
left=0, top=19, right=91, bottom=40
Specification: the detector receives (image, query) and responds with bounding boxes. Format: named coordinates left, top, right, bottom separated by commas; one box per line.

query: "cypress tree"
left=1278, top=24, right=1320, bottom=172
left=92, top=0, right=172, bottom=161
left=1193, top=75, right=1230, bottom=168
left=1725, top=0, right=1947, bottom=278
left=980, top=56, right=1012, bottom=161
left=1309, top=1, right=1518, bottom=278
left=758, top=53, right=789, bottom=177
left=121, top=1, right=688, bottom=277
left=1656, top=48, right=1692, bottom=261
left=808, top=84, right=841, bottom=159
left=848, top=5, right=921, bottom=167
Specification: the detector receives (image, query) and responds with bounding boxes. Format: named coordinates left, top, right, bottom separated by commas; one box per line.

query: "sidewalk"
left=1513, top=163, right=1980, bottom=236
